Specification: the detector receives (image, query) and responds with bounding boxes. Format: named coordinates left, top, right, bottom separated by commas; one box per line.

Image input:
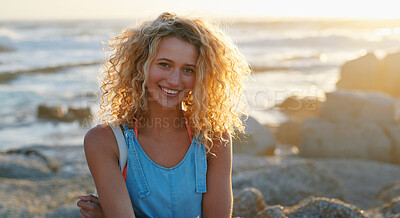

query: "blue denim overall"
left=122, top=123, right=207, bottom=218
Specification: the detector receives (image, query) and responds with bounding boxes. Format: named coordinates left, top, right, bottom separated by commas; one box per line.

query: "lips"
left=159, top=85, right=181, bottom=96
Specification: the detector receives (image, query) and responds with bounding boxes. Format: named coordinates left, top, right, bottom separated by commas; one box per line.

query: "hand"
left=77, top=194, right=104, bottom=218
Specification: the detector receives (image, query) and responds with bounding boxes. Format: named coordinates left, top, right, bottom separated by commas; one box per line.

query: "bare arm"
left=84, top=124, right=135, bottom=218
left=202, top=133, right=233, bottom=218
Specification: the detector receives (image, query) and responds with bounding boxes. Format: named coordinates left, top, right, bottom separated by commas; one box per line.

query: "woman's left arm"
left=202, top=133, right=233, bottom=218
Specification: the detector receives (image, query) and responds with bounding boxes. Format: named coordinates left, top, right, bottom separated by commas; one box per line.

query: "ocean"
left=1, top=18, right=400, bottom=150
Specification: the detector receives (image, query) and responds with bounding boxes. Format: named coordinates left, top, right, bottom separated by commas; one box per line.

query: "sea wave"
left=0, top=61, right=101, bottom=83
left=0, top=27, right=22, bottom=41
left=238, top=34, right=400, bottom=48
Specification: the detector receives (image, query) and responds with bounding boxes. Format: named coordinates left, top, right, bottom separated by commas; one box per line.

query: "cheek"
left=184, top=77, right=195, bottom=90
left=148, top=68, right=162, bottom=86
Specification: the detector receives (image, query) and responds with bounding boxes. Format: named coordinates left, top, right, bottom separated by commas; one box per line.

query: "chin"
left=157, top=100, right=182, bottom=109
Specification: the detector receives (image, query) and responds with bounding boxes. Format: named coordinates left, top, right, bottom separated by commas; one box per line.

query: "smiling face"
left=147, top=36, right=198, bottom=109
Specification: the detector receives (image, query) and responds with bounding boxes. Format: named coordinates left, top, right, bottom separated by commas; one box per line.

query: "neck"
left=139, top=100, right=186, bottom=134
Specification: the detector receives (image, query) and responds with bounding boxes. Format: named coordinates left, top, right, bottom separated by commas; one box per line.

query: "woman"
left=77, top=12, right=250, bottom=217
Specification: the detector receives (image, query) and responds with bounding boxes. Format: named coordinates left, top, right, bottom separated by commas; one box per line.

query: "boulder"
left=61, top=107, right=91, bottom=122
left=275, top=120, right=301, bottom=146
left=379, top=51, right=400, bottom=97
left=232, top=154, right=281, bottom=175
left=336, top=53, right=380, bottom=91
left=376, top=182, right=400, bottom=202
left=285, top=197, right=367, bottom=218
left=276, top=95, right=322, bottom=122
left=232, top=187, right=267, bottom=217
left=37, top=104, right=63, bottom=120
left=300, top=118, right=392, bottom=162
left=319, top=90, right=396, bottom=125
left=0, top=44, right=14, bottom=52
left=0, top=154, right=53, bottom=179
left=37, top=104, right=91, bottom=123
left=232, top=156, right=400, bottom=212
left=232, top=156, right=345, bottom=206
left=383, top=124, right=400, bottom=164
left=232, top=116, right=276, bottom=155
left=256, top=196, right=367, bottom=218
left=315, top=158, right=400, bottom=209
left=256, top=205, right=285, bottom=218
left=367, top=197, right=400, bottom=217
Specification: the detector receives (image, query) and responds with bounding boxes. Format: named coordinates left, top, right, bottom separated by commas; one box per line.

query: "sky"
left=0, top=0, right=399, bottom=20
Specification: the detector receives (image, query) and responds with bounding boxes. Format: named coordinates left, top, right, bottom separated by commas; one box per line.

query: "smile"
left=159, top=85, right=181, bottom=95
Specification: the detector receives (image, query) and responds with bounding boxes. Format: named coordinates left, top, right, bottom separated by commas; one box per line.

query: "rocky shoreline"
left=232, top=154, right=400, bottom=217
left=1, top=145, right=399, bottom=217
left=0, top=145, right=93, bottom=217
left=2, top=51, right=400, bottom=217
left=228, top=50, right=400, bottom=217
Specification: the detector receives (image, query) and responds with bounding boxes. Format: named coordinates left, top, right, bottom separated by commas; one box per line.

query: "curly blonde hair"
left=98, top=12, right=251, bottom=153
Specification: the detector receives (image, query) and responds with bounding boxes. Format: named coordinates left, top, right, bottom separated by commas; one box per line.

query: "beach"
left=1, top=18, right=400, bottom=217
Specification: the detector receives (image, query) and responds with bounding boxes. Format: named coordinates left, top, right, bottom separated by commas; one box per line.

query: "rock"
left=336, top=51, right=400, bottom=97
left=315, top=158, right=400, bottom=209
left=61, top=107, right=91, bottom=122
left=319, top=90, right=397, bottom=125
left=276, top=95, right=322, bottom=122
left=232, top=154, right=282, bottom=175
left=233, top=187, right=267, bottom=217
left=336, top=53, right=380, bottom=91
left=376, top=182, right=400, bottom=202
left=275, top=121, right=301, bottom=146
left=383, top=124, right=400, bottom=164
left=256, top=205, right=285, bottom=218
left=232, top=156, right=345, bottom=206
left=1, top=148, right=59, bottom=173
left=37, top=104, right=63, bottom=120
left=0, top=155, right=54, bottom=179
left=286, top=196, right=367, bottom=218
left=256, top=196, right=367, bottom=218
left=37, top=104, right=91, bottom=123
left=232, top=116, right=276, bottom=155
left=379, top=51, right=400, bottom=97
left=0, top=44, right=14, bottom=52
left=0, top=145, right=94, bottom=217
left=300, top=118, right=392, bottom=162
left=367, top=197, right=400, bottom=217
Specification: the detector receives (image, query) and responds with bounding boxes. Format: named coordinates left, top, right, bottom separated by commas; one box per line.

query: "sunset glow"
left=0, top=0, right=399, bottom=20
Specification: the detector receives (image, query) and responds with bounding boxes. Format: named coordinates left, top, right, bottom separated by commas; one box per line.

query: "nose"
left=167, top=68, right=180, bottom=87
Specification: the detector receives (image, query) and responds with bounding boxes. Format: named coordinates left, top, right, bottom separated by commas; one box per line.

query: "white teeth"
left=160, top=86, right=179, bottom=94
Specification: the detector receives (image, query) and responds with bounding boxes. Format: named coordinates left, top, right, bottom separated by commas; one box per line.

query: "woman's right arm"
left=84, top=124, right=135, bottom=218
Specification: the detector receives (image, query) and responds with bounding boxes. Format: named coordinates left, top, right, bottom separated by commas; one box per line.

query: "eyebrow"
left=156, top=58, right=196, bottom=68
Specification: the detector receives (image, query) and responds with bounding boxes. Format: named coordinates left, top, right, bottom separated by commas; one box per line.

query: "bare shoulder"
left=84, top=124, right=118, bottom=159
left=203, top=132, right=233, bottom=217
left=207, top=132, right=232, bottom=159
left=83, top=124, right=135, bottom=216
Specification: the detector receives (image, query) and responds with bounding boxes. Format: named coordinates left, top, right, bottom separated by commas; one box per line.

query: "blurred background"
left=1, top=0, right=400, bottom=217
left=1, top=0, right=399, bottom=150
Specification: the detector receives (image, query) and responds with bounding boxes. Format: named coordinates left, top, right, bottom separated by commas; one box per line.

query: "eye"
left=159, top=63, right=170, bottom=68
left=183, top=68, right=195, bottom=73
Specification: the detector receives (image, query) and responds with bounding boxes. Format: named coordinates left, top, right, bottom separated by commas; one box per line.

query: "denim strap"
left=194, top=137, right=207, bottom=193
left=124, top=126, right=150, bottom=199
